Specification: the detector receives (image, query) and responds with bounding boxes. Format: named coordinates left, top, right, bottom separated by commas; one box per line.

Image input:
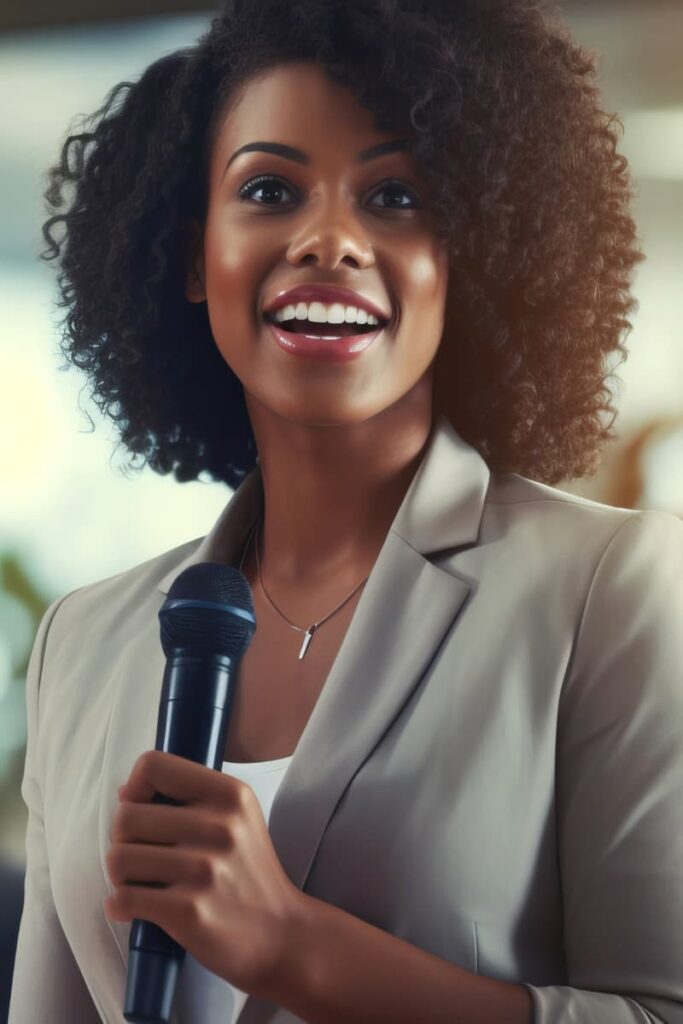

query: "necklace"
left=238, top=514, right=370, bottom=660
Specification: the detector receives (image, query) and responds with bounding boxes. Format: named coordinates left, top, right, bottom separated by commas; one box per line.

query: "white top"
left=173, top=755, right=294, bottom=1024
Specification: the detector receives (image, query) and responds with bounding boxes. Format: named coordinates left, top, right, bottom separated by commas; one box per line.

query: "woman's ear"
left=185, top=218, right=206, bottom=303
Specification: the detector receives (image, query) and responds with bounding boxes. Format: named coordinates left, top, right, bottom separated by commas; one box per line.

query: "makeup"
left=265, top=321, right=384, bottom=363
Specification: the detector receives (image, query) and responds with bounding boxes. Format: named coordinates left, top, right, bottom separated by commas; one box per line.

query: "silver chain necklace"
left=238, top=514, right=370, bottom=660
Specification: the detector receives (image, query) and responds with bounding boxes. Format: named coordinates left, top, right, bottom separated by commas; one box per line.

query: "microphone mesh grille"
left=159, top=562, right=256, bottom=657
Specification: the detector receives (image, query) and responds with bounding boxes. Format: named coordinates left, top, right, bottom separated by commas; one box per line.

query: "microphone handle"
left=123, top=651, right=237, bottom=1023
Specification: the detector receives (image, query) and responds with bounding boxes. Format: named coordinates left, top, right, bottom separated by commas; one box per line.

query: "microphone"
left=123, top=562, right=257, bottom=1023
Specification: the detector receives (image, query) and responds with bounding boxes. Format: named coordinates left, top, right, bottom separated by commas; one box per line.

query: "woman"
left=10, top=1, right=683, bottom=1022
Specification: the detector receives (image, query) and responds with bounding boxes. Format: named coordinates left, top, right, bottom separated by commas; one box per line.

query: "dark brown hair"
left=41, top=0, right=644, bottom=488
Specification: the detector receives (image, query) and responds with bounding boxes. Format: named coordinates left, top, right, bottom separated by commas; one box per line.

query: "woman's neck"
left=243, top=389, right=435, bottom=587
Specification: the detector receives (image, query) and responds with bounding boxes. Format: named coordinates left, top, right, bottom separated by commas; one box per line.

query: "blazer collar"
left=156, top=412, right=490, bottom=595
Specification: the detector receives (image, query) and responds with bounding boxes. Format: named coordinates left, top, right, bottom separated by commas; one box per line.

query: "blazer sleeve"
left=522, top=510, right=683, bottom=1024
left=8, top=593, right=102, bottom=1024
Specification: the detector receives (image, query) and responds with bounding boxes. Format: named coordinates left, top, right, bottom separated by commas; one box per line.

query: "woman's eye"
left=237, top=175, right=295, bottom=206
left=237, top=174, right=420, bottom=210
left=367, top=182, right=421, bottom=210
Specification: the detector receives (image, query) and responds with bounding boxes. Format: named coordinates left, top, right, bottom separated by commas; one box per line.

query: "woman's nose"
left=284, top=198, right=377, bottom=270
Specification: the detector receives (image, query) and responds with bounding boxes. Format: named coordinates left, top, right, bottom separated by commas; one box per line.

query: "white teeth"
left=270, top=301, right=381, bottom=326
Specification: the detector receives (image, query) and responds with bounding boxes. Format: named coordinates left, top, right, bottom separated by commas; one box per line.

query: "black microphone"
left=123, top=562, right=257, bottom=1023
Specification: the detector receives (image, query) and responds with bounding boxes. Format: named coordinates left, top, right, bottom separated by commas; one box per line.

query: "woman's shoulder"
left=481, top=468, right=683, bottom=583
left=23, top=536, right=210, bottom=725
left=489, top=469, right=627, bottom=514
left=41, top=534, right=206, bottom=643
left=487, top=468, right=682, bottom=533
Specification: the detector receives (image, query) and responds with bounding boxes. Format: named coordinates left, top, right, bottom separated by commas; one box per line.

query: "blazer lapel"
left=99, top=413, right=490, bottom=1023
left=267, top=414, right=490, bottom=890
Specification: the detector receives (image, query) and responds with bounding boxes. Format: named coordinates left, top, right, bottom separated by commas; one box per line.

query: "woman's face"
left=186, top=60, right=449, bottom=427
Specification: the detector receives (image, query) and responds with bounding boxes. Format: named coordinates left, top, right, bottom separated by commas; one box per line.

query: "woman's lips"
left=264, top=320, right=384, bottom=362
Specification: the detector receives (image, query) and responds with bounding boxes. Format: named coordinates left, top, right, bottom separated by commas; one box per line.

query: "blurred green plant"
left=0, top=552, right=54, bottom=860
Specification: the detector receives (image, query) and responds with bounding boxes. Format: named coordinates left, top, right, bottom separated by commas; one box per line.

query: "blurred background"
left=0, top=1, right=682, bottom=1017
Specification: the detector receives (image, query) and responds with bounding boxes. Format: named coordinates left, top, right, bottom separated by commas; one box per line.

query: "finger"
left=122, top=750, right=245, bottom=808
left=105, top=881, right=194, bottom=943
left=111, top=801, right=235, bottom=850
left=107, top=842, right=214, bottom=888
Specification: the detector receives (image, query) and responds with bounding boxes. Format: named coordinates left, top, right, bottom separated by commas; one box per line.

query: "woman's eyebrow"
left=222, top=138, right=410, bottom=181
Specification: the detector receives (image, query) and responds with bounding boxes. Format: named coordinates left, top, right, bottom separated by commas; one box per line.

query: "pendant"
left=298, top=626, right=316, bottom=660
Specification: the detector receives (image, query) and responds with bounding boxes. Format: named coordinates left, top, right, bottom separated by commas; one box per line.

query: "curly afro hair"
left=41, top=0, right=644, bottom=489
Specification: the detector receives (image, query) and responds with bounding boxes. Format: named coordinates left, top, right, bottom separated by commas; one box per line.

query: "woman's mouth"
left=263, top=314, right=387, bottom=363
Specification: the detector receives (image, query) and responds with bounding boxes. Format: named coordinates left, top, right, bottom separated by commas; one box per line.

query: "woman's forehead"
left=213, top=61, right=409, bottom=160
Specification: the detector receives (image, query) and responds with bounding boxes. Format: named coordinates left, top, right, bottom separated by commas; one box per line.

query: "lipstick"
left=265, top=320, right=384, bottom=363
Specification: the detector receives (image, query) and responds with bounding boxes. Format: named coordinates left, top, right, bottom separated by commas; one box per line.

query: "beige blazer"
left=9, top=414, right=683, bottom=1024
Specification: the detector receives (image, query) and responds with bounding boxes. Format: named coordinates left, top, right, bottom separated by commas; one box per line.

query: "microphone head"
left=159, top=562, right=256, bottom=658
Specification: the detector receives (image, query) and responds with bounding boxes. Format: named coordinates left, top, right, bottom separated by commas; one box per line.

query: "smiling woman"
left=10, top=3, right=683, bottom=1024
left=37, top=0, right=643, bottom=490
left=182, top=59, right=449, bottom=411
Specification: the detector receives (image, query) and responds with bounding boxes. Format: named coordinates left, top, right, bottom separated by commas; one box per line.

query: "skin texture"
left=185, top=60, right=449, bottom=602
